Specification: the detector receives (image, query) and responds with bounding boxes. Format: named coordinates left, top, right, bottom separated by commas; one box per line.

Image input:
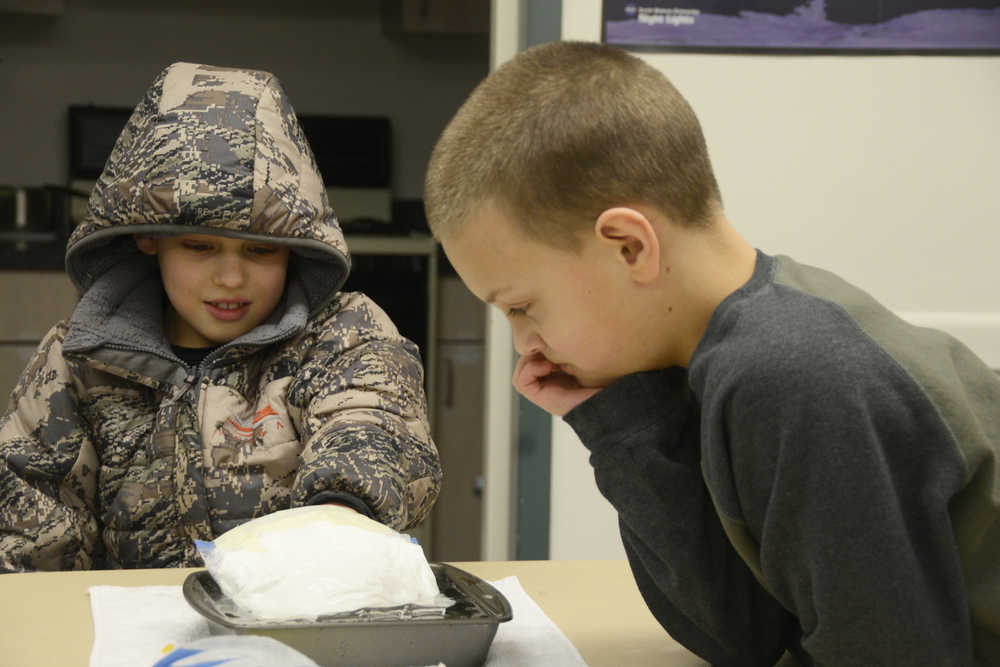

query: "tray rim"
left=182, top=561, right=513, bottom=631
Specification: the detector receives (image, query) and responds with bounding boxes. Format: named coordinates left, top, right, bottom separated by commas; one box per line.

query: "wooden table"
left=0, top=559, right=706, bottom=666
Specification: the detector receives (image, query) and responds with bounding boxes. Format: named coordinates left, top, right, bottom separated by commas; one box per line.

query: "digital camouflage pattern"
left=0, top=63, right=440, bottom=571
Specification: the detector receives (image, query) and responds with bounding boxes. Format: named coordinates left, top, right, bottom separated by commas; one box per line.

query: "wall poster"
left=602, top=1, right=1000, bottom=52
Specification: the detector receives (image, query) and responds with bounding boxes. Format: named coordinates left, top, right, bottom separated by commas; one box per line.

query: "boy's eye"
left=506, top=305, right=529, bottom=318
left=247, top=245, right=280, bottom=257
left=181, top=241, right=213, bottom=252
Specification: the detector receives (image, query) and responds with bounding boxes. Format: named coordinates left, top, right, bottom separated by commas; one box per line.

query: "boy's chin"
left=544, top=360, right=616, bottom=389
left=566, top=370, right=615, bottom=390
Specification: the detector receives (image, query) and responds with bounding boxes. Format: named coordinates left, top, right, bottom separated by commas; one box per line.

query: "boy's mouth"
left=205, top=299, right=251, bottom=321
left=550, top=361, right=573, bottom=376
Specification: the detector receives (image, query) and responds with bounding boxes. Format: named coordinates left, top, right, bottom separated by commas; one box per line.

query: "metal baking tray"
left=182, top=562, right=512, bottom=667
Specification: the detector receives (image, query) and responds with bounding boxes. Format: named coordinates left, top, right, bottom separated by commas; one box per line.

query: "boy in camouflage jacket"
left=0, top=63, right=441, bottom=571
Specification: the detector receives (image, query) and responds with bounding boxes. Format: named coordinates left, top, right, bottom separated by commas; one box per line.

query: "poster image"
left=603, top=0, right=1000, bottom=51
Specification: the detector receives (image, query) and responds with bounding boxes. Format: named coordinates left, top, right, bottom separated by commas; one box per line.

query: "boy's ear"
left=593, top=207, right=660, bottom=284
left=134, top=236, right=158, bottom=255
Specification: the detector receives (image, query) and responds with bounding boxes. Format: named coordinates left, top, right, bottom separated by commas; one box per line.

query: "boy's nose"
left=213, top=256, right=246, bottom=288
left=512, top=324, right=543, bottom=357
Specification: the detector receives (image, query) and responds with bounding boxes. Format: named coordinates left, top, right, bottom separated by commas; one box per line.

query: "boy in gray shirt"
left=425, top=41, right=999, bottom=665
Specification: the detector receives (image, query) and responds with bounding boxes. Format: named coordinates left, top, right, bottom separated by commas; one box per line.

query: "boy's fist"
left=512, top=353, right=602, bottom=416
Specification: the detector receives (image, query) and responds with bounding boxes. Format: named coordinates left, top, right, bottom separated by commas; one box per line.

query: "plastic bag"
left=152, top=635, right=319, bottom=667
left=195, top=505, right=452, bottom=621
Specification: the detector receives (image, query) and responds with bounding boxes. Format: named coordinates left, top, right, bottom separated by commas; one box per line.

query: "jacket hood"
left=65, top=62, right=349, bottom=313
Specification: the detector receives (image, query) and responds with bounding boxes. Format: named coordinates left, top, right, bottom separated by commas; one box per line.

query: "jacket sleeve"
left=287, top=294, right=441, bottom=530
left=0, top=323, right=102, bottom=572
left=564, top=368, right=796, bottom=666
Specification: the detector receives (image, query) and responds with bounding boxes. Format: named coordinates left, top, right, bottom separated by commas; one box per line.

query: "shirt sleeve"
left=0, top=324, right=102, bottom=572
left=287, top=294, right=441, bottom=530
left=564, top=368, right=796, bottom=666
left=712, top=349, right=974, bottom=665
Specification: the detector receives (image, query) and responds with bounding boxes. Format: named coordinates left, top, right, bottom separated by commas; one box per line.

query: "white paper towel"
left=485, top=576, right=589, bottom=667
left=88, top=576, right=587, bottom=667
left=88, top=584, right=212, bottom=667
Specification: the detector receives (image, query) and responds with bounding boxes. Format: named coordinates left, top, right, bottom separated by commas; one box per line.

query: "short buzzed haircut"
left=424, top=40, right=722, bottom=248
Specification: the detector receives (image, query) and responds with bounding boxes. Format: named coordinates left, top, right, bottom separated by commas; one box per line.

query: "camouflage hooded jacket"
left=0, top=63, right=441, bottom=571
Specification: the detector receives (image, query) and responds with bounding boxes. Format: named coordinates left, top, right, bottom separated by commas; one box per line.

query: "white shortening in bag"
left=196, top=505, right=452, bottom=621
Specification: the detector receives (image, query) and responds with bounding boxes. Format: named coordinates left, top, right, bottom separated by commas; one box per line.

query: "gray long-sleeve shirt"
left=565, top=250, right=1000, bottom=665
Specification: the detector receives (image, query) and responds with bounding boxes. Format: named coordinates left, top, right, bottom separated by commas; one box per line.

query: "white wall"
left=478, top=0, right=523, bottom=561
left=549, top=418, right=627, bottom=559
left=548, top=1, right=1000, bottom=559
left=0, top=1, right=488, bottom=199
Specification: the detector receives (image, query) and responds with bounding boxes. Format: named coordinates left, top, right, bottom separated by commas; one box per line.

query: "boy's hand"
left=513, top=353, right=602, bottom=416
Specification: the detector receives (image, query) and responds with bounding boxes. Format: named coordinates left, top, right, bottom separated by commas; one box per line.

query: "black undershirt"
left=171, top=344, right=218, bottom=367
